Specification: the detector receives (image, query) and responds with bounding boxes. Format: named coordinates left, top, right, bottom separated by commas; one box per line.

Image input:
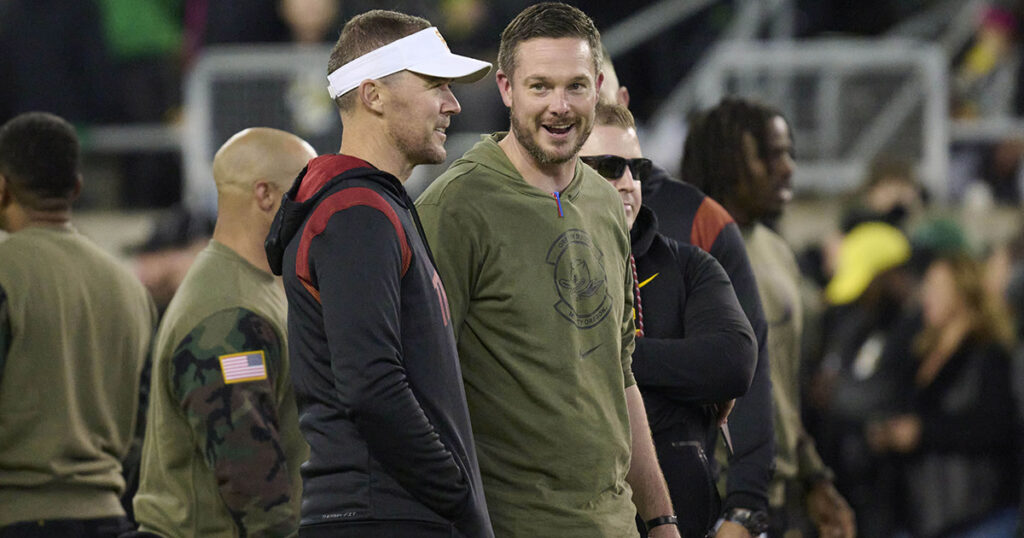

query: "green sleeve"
left=796, top=430, right=834, bottom=487
left=0, top=286, right=8, bottom=387
left=621, top=251, right=636, bottom=389
left=169, top=308, right=297, bottom=537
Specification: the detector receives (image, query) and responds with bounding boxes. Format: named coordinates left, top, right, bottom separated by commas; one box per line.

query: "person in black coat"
left=600, top=56, right=777, bottom=536
left=581, top=102, right=759, bottom=538
left=867, top=253, right=1020, bottom=538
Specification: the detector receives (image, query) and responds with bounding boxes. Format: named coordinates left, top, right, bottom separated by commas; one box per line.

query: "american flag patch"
left=218, top=351, right=268, bottom=384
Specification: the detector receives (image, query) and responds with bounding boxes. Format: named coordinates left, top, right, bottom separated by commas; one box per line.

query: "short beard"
left=510, top=112, right=590, bottom=166
left=391, top=125, right=446, bottom=167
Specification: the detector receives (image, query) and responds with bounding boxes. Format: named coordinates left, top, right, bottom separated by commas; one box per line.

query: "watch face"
left=727, top=508, right=769, bottom=534
left=748, top=511, right=769, bottom=534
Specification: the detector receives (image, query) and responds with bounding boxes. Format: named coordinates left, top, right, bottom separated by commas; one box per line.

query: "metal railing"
left=678, top=39, right=949, bottom=198
left=73, top=0, right=1024, bottom=210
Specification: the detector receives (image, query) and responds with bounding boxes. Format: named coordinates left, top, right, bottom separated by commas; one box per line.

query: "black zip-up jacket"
left=630, top=205, right=757, bottom=536
left=265, top=154, right=493, bottom=537
left=643, top=166, right=775, bottom=514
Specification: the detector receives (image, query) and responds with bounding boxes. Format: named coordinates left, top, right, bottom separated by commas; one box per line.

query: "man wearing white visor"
left=264, top=9, right=495, bottom=538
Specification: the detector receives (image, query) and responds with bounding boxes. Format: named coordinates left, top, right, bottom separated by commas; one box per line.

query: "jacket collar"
left=265, top=153, right=408, bottom=275
left=629, top=205, right=659, bottom=257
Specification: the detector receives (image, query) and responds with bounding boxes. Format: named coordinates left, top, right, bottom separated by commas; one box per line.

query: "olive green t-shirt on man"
left=135, top=240, right=306, bottom=537
left=417, top=134, right=638, bottom=538
left=0, top=226, right=156, bottom=526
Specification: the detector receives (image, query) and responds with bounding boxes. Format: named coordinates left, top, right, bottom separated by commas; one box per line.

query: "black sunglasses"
left=580, top=155, right=653, bottom=183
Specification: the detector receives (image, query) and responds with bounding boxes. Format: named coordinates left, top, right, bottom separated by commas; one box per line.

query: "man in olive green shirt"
left=0, top=112, right=157, bottom=536
left=683, top=97, right=856, bottom=538
left=134, top=128, right=315, bottom=537
left=417, top=4, right=678, bottom=538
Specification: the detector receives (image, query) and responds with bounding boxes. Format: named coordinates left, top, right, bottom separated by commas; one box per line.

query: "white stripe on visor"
left=326, top=27, right=491, bottom=99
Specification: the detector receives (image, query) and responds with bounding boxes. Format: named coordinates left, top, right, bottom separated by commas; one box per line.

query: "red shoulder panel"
left=295, top=187, right=411, bottom=303
left=690, top=196, right=734, bottom=253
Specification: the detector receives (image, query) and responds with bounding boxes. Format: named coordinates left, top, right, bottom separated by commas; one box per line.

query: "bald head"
left=213, top=127, right=316, bottom=195
left=598, top=51, right=629, bottom=107
left=210, top=128, right=316, bottom=272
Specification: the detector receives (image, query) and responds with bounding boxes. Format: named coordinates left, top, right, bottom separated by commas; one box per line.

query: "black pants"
left=0, top=517, right=133, bottom=538
left=300, top=519, right=457, bottom=538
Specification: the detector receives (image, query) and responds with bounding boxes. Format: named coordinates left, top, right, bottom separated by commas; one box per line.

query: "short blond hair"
left=593, top=102, right=635, bottom=130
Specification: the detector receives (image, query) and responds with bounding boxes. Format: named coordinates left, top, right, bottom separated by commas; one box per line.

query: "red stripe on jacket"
left=296, top=187, right=412, bottom=302
left=690, top=197, right=734, bottom=253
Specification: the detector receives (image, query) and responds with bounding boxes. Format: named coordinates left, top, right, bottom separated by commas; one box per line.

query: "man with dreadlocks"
left=682, top=97, right=856, bottom=538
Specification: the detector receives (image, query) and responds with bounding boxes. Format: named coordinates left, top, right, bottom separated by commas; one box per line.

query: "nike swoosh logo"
left=638, top=273, right=659, bottom=288
left=580, top=343, right=603, bottom=359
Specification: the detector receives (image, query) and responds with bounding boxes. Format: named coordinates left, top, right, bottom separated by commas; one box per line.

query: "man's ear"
left=496, top=70, right=513, bottom=108
left=253, top=180, right=277, bottom=212
left=70, top=174, right=83, bottom=202
left=595, top=71, right=604, bottom=97
left=617, top=85, right=630, bottom=108
left=0, top=173, right=16, bottom=209
left=358, top=79, right=385, bottom=114
left=740, top=132, right=762, bottom=174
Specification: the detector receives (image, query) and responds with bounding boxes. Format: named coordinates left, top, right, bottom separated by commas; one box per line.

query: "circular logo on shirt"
left=546, top=229, right=612, bottom=329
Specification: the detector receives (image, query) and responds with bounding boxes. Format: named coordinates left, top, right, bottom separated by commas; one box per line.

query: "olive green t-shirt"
left=0, top=226, right=156, bottom=525
left=417, top=134, right=637, bottom=538
left=135, top=240, right=306, bottom=537
left=742, top=223, right=830, bottom=506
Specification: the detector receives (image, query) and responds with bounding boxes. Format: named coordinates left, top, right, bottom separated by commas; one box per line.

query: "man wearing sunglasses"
left=599, top=54, right=776, bottom=538
left=581, top=102, right=759, bottom=538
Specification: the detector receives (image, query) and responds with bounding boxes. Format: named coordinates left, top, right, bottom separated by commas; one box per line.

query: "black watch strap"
left=645, top=515, right=678, bottom=531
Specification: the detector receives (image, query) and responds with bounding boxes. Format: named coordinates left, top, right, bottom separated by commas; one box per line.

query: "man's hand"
left=882, top=415, right=921, bottom=453
left=714, top=520, right=752, bottom=538
left=806, top=480, right=856, bottom=538
left=865, top=414, right=921, bottom=454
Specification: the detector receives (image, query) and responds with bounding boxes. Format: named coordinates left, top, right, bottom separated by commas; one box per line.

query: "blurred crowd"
left=795, top=154, right=1024, bottom=537
left=8, top=0, right=1024, bottom=207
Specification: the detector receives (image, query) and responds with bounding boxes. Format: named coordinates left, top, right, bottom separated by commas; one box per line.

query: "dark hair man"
left=684, top=97, right=856, bottom=538
left=264, top=9, right=495, bottom=538
left=0, top=112, right=156, bottom=536
left=133, top=128, right=316, bottom=537
left=600, top=56, right=777, bottom=538
left=581, top=101, right=758, bottom=538
left=417, top=4, right=679, bottom=537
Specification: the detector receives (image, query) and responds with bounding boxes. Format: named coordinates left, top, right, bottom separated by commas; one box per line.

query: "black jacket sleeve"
left=710, top=221, right=775, bottom=513
left=311, top=205, right=468, bottom=519
left=632, top=246, right=756, bottom=404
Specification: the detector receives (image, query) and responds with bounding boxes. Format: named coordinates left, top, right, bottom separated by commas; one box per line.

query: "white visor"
left=327, top=27, right=492, bottom=99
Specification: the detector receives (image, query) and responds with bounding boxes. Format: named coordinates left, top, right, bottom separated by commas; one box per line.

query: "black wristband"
left=644, top=515, right=678, bottom=531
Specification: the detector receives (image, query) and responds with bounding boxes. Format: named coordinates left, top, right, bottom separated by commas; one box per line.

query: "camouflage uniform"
left=135, top=240, right=306, bottom=538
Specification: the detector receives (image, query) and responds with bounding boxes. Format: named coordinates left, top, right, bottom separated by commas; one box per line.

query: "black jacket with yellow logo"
left=630, top=205, right=756, bottom=536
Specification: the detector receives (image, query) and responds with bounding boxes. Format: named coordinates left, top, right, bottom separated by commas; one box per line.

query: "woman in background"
left=867, top=253, right=1020, bottom=538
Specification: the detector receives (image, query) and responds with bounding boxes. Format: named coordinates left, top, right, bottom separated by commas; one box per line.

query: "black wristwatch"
left=644, top=514, right=678, bottom=535
left=721, top=507, right=769, bottom=535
